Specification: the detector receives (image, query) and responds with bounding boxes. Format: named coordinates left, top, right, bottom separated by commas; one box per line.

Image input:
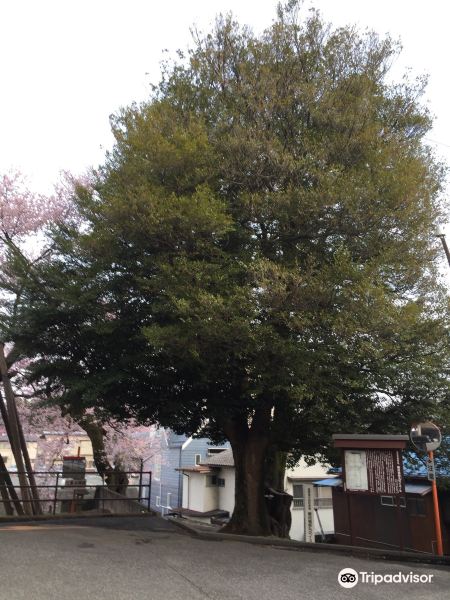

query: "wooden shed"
left=322, top=434, right=449, bottom=554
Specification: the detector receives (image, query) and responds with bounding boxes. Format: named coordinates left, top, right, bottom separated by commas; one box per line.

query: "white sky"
left=1, top=0, right=450, bottom=197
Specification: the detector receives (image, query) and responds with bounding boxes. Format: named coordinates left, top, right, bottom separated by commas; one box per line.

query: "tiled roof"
left=176, top=465, right=213, bottom=474
left=169, top=507, right=230, bottom=518
left=403, top=450, right=450, bottom=479
left=201, top=448, right=234, bottom=467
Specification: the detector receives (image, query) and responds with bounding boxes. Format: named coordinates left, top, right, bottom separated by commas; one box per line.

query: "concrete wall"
left=95, top=487, right=148, bottom=514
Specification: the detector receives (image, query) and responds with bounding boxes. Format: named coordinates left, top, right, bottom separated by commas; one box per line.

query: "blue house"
left=143, top=428, right=229, bottom=514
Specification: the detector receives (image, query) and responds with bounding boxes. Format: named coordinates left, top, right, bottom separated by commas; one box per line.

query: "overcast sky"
left=1, top=0, right=449, bottom=197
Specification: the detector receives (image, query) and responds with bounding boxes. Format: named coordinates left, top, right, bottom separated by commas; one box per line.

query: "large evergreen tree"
left=6, top=2, right=450, bottom=535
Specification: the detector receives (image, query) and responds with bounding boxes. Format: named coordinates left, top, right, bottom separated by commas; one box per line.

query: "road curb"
left=0, top=511, right=156, bottom=524
left=167, top=517, right=450, bottom=566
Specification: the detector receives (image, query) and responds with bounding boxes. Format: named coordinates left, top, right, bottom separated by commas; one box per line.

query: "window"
left=207, top=475, right=218, bottom=487
left=207, top=448, right=226, bottom=455
left=407, top=497, right=427, bottom=517
left=206, top=475, right=225, bottom=487
left=399, top=496, right=406, bottom=508
left=292, top=485, right=333, bottom=509
left=314, top=486, right=333, bottom=508
left=195, top=454, right=201, bottom=465
left=292, top=484, right=304, bottom=508
left=381, top=496, right=395, bottom=507
left=154, top=459, right=161, bottom=481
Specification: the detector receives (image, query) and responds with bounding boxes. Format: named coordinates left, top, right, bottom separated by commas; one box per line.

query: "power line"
left=424, top=137, right=450, bottom=150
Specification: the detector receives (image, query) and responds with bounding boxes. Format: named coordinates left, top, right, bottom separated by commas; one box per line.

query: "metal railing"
left=0, top=470, right=152, bottom=516
left=292, top=497, right=333, bottom=509
left=314, top=497, right=333, bottom=509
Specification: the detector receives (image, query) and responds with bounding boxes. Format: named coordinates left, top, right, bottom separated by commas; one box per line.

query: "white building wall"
left=289, top=500, right=334, bottom=541
left=183, top=472, right=208, bottom=512
left=180, top=456, right=335, bottom=538
left=203, top=476, right=219, bottom=512
left=182, top=474, right=189, bottom=508
left=218, top=467, right=235, bottom=514
left=285, top=467, right=335, bottom=542
left=286, top=458, right=330, bottom=480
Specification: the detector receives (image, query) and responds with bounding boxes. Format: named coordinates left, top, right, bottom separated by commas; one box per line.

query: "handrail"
left=0, top=470, right=152, bottom=515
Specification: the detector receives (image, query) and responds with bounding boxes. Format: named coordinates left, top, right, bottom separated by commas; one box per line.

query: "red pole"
left=428, top=451, right=444, bottom=556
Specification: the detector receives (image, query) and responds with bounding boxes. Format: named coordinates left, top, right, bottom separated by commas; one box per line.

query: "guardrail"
left=0, top=470, right=152, bottom=516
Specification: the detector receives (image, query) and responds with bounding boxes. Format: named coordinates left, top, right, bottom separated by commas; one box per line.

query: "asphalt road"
left=0, top=516, right=448, bottom=600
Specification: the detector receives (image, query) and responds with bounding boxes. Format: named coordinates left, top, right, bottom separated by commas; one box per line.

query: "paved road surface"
left=0, top=516, right=448, bottom=600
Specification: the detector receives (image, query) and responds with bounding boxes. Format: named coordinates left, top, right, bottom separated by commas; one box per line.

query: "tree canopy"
left=5, top=2, right=450, bottom=534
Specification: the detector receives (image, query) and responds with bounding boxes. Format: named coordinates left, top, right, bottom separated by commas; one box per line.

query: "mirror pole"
left=428, top=450, right=444, bottom=556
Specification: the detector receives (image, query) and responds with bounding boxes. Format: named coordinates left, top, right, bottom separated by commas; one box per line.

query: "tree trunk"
left=71, top=414, right=128, bottom=493
left=71, top=415, right=111, bottom=477
left=222, top=435, right=271, bottom=535
left=265, top=446, right=288, bottom=490
left=220, top=412, right=293, bottom=538
left=0, top=345, right=34, bottom=514
left=0, top=454, right=14, bottom=515
left=0, top=454, right=24, bottom=515
left=264, top=445, right=292, bottom=537
left=221, top=412, right=272, bottom=536
left=13, top=401, right=42, bottom=514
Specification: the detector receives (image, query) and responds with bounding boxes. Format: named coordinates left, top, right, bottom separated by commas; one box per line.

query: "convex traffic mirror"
left=410, top=422, right=441, bottom=453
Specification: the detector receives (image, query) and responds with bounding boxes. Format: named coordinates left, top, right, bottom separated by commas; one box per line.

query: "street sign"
left=410, top=422, right=441, bottom=453
left=426, top=457, right=436, bottom=481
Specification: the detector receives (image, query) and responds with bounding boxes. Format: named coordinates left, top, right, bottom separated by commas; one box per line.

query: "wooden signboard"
left=344, top=449, right=404, bottom=495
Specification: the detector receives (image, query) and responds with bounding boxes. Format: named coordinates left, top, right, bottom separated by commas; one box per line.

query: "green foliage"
left=5, top=1, right=450, bottom=464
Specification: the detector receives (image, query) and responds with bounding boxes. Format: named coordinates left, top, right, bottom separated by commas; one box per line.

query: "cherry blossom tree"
left=0, top=169, right=77, bottom=514
left=0, top=170, right=160, bottom=508
left=104, top=423, right=161, bottom=470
